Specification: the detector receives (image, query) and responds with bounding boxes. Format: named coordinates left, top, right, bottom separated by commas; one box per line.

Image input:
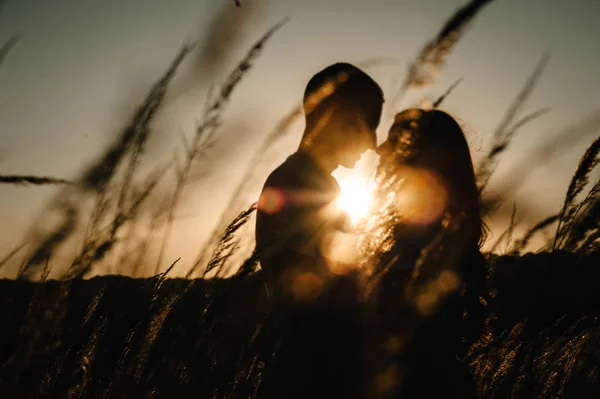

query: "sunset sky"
left=0, top=0, right=599, bottom=277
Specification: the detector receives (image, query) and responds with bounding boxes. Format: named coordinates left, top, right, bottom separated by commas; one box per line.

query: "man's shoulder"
left=263, top=152, right=338, bottom=191
left=263, top=152, right=311, bottom=187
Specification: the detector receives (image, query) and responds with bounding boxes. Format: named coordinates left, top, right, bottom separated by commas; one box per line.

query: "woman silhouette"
left=363, top=108, right=488, bottom=398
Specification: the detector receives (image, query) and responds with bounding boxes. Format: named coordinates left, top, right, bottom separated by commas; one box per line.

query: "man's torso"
left=255, top=151, right=343, bottom=276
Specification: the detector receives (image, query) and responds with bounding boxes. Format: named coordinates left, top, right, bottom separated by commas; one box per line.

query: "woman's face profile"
left=376, top=125, right=414, bottom=166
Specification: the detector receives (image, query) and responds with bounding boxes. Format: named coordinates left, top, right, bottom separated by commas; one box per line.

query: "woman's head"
left=376, top=109, right=483, bottom=246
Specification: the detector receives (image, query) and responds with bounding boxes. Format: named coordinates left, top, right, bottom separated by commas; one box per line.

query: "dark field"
left=1, top=249, right=599, bottom=398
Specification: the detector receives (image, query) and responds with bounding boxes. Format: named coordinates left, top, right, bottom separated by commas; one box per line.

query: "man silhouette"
left=255, top=63, right=384, bottom=398
left=256, top=62, right=384, bottom=301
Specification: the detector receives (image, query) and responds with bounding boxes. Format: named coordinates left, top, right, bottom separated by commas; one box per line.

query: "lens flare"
left=332, top=151, right=379, bottom=225
left=392, top=167, right=448, bottom=226
left=334, top=171, right=376, bottom=225
left=257, top=187, right=285, bottom=214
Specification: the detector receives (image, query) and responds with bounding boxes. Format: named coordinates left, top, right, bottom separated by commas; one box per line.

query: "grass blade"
left=511, top=214, right=560, bottom=254
left=476, top=52, right=550, bottom=192
left=390, top=0, right=495, bottom=109
left=154, top=18, right=288, bottom=273
left=0, top=33, right=20, bottom=66
left=553, top=136, right=600, bottom=250
left=432, top=77, right=463, bottom=109
left=201, top=204, right=257, bottom=278
left=0, top=175, right=73, bottom=186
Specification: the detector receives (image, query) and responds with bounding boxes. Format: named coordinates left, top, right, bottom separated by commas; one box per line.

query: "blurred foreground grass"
left=1, top=248, right=599, bottom=398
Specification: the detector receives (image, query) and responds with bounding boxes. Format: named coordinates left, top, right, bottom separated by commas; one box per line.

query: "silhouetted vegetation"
left=1, top=0, right=599, bottom=397
left=0, top=175, right=73, bottom=186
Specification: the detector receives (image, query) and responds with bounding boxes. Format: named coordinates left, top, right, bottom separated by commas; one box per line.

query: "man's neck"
left=297, top=146, right=338, bottom=175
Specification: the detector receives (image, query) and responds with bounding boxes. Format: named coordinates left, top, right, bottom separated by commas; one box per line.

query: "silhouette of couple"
left=255, top=63, right=487, bottom=398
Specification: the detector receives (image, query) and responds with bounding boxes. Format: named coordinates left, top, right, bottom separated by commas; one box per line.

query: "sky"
left=0, top=0, right=599, bottom=277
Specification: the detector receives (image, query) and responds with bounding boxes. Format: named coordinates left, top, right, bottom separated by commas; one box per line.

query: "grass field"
left=1, top=0, right=599, bottom=397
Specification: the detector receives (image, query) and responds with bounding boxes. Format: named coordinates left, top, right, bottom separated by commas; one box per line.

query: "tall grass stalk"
left=476, top=52, right=550, bottom=193
left=564, top=195, right=599, bottom=251
left=497, top=110, right=600, bottom=196
left=131, top=198, right=169, bottom=276
left=81, top=43, right=195, bottom=194
left=579, top=228, right=600, bottom=254
left=133, top=257, right=183, bottom=382
left=0, top=174, right=73, bottom=186
left=558, top=177, right=600, bottom=251
left=432, top=77, right=463, bottom=109
left=489, top=202, right=518, bottom=254
left=202, top=203, right=256, bottom=278
left=0, top=33, right=20, bottom=66
left=17, top=44, right=193, bottom=279
left=196, top=0, right=265, bottom=74
left=66, top=164, right=171, bottom=279
left=0, top=242, right=27, bottom=271
left=18, top=204, right=78, bottom=279
left=390, top=0, right=495, bottom=112
left=154, top=18, right=289, bottom=274
left=511, top=214, right=559, bottom=254
left=553, top=135, right=600, bottom=250
left=189, top=105, right=302, bottom=276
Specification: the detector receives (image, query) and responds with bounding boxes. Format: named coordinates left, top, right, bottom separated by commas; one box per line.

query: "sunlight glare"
left=332, top=152, right=378, bottom=225
left=335, top=176, right=376, bottom=224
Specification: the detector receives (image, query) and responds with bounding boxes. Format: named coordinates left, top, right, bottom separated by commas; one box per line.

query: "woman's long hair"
left=378, top=108, right=485, bottom=250
left=363, top=109, right=489, bottom=391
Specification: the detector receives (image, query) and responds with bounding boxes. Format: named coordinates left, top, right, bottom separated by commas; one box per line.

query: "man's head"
left=299, top=63, right=384, bottom=169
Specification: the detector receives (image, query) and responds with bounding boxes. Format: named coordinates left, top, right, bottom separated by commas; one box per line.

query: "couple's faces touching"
left=333, top=110, right=378, bottom=169
left=336, top=113, right=416, bottom=170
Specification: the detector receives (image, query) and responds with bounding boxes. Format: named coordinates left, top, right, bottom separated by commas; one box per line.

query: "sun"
left=335, top=176, right=376, bottom=224
left=332, top=154, right=378, bottom=225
